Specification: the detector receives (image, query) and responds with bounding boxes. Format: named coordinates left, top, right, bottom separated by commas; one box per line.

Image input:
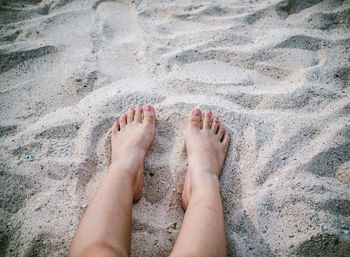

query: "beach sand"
left=1, top=0, right=350, bottom=256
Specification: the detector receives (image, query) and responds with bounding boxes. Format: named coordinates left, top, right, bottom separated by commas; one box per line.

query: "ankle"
left=188, top=157, right=221, bottom=175
left=183, top=171, right=221, bottom=209
left=191, top=173, right=220, bottom=193
left=188, top=163, right=221, bottom=186
left=185, top=183, right=222, bottom=211
left=187, top=190, right=222, bottom=212
left=109, top=156, right=143, bottom=178
left=110, top=150, right=145, bottom=169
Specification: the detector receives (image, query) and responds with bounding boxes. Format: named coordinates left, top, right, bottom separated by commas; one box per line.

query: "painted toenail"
left=207, top=110, right=212, bottom=115
left=214, top=116, right=219, bottom=120
left=129, top=107, right=134, bottom=111
left=194, top=109, right=201, bottom=116
left=145, top=105, right=152, bottom=111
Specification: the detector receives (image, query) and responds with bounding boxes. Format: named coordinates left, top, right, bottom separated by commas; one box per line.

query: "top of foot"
left=111, top=105, right=155, bottom=162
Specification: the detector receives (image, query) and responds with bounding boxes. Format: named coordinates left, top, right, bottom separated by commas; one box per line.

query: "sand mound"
left=1, top=0, right=350, bottom=256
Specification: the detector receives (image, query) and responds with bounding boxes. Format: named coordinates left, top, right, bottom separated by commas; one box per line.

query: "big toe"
left=188, top=108, right=202, bottom=128
left=143, top=105, right=156, bottom=124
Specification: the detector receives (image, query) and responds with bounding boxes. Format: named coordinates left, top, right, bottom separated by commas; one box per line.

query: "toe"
left=135, top=106, right=142, bottom=122
left=119, top=114, right=126, bottom=128
left=211, top=116, right=220, bottom=133
left=188, top=108, right=202, bottom=128
left=111, top=121, right=118, bottom=135
left=127, top=107, right=135, bottom=123
left=143, top=105, right=155, bottom=124
left=222, top=132, right=230, bottom=147
left=217, top=124, right=226, bottom=141
left=203, top=110, right=212, bottom=129
left=116, top=122, right=120, bottom=132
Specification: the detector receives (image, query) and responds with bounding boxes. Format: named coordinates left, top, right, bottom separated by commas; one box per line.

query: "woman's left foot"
left=182, top=108, right=230, bottom=210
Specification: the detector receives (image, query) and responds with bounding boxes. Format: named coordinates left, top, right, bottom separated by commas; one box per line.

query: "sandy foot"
left=182, top=108, right=230, bottom=210
left=110, top=105, right=155, bottom=201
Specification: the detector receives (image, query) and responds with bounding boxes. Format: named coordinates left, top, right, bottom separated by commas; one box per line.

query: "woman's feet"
left=109, top=105, right=229, bottom=207
left=182, top=108, right=230, bottom=210
left=110, top=105, right=156, bottom=202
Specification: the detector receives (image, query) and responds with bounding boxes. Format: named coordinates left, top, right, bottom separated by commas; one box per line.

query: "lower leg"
left=172, top=172, right=226, bottom=257
left=68, top=105, right=156, bottom=257
left=69, top=161, right=138, bottom=257
left=171, top=109, right=230, bottom=257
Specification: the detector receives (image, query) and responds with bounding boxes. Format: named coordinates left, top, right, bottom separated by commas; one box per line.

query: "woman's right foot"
left=182, top=108, right=230, bottom=210
left=110, top=105, right=156, bottom=202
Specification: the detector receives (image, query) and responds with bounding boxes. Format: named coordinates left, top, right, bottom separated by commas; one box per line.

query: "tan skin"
left=69, top=105, right=230, bottom=257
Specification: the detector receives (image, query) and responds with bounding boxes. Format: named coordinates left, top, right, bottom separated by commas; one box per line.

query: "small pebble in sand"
left=25, top=155, right=34, bottom=160
left=344, top=230, right=350, bottom=235
left=167, top=222, right=177, bottom=229
left=320, top=224, right=325, bottom=231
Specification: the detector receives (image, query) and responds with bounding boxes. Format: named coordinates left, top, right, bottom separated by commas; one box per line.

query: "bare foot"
left=182, top=108, right=230, bottom=210
left=110, top=105, right=156, bottom=202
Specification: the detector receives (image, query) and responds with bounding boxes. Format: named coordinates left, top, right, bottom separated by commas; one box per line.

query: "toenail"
left=194, top=109, right=201, bottom=116
left=145, top=105, right=152, bottom=111
left=206, top=110, right=212, bottom=115
left=226, top=132, right=230, bottom=135
left=214, top=116, right=219, bottom=120
left=129, top=107, right=134, bottom=111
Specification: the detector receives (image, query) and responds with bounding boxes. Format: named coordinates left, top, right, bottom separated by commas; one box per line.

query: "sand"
left=1, top=0, right=350, bottom=256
